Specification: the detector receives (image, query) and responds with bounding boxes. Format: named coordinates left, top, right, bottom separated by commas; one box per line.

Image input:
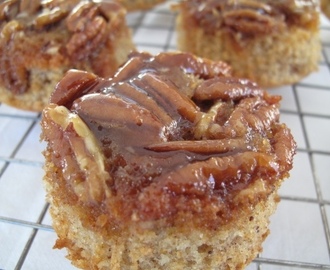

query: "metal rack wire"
left=0, top=2, right=330, bottom=269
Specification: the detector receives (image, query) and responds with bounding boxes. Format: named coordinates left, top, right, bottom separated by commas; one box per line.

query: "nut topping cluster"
left=65, top=1, right=122, bottom=61
left=0, top=0, right=79, bottom=27
left=42, top=52, right=296, bottom=227
left=180, top=0, right=319, bottom=36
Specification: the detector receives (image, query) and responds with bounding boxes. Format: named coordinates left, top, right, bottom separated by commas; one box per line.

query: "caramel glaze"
left=179, top=0, right=319, bottom=36
left=43, top=51, right=296, bottom=229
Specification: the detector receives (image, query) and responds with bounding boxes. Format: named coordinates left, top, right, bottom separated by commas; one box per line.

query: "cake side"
left=43, top=151, right=280, bottom=270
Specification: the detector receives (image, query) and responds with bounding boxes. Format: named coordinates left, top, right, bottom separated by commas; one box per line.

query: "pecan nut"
left=33, top=1, right=82, bottom=29
left=0, top=0, right=19, bottom=21
left=0, top=19, right=29, bottom=94
left=223, top=1, right=285, bottom=35
left=0, top=44, right=29, bottom=95
left=19, top=0, right=40, bottom=15
left=97, top=1, right=124, bottom=21
left=1, top=0, right=41, bottom=21
left=0, top=19, right=22, bottom=41
left=66, top=2, right=108, bottom=61
left=34, top=7, right=69, bottom=29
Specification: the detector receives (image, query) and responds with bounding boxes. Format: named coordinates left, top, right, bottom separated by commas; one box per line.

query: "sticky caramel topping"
left=42, top=52, right=296, bottom=228
left=179, top=0, right=319, bottom=35
left=0, top=0, right=125, bottom=94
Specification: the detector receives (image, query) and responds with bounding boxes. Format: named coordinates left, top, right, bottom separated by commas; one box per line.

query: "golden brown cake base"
left=175, top=4, right=320, bottom=88
left=117, top=0, right=166, bottom=11
left=44, top=151, right=279, bottom=270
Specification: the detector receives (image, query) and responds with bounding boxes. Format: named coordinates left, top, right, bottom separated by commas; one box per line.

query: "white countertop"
left=1, top=2, right=330, bottom=269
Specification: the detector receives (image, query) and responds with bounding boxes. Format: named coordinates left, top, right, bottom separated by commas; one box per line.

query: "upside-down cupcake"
left=41, top=51, right=296, bottom=269
left=175, top=0, right=320, bottom=88
left=0, top=0, right=135, bottom=111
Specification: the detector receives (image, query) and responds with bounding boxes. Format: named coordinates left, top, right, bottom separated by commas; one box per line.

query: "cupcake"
left=41, top=51, right=296, bottom=269
left=0, top=0, right=135, bottom=111
left=175, top=0, right=320, bottom=88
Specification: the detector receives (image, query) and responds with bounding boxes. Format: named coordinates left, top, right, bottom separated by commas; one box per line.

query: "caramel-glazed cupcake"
left=41, top=51, right=296, bottom=270
left=175, top=0, right=320, bottom=88
left=116, top=0, right=166, bottom=11
left=0, top=0, right=135, bottom=111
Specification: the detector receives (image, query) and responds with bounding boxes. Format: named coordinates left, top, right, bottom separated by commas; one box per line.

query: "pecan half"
left=0, top=20, right=29, bottom=94
left=185, top=0, right=289, bottom=35
left=1, top=0, right=41, bottom=21
left=44, top=105, right=112, bottom=202
left=0, top=54, right=29, bottom=95
left=223, top=1, right=285, bottom=35
left=34, top=0, right=80, bottom=23
left=0, top=0, right=19, bottom=21
left=34, top=7, right=69, bottom=29
left=66, top=2, right=108, bottom=61
left=19, top=0, right=40, bottom=15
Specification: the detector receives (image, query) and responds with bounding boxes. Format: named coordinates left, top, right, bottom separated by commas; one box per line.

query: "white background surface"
left=0, top=2, right=330, bottom=269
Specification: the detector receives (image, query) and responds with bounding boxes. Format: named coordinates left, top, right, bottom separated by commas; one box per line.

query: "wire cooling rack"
left=1, top=2, right=330, bottom=269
